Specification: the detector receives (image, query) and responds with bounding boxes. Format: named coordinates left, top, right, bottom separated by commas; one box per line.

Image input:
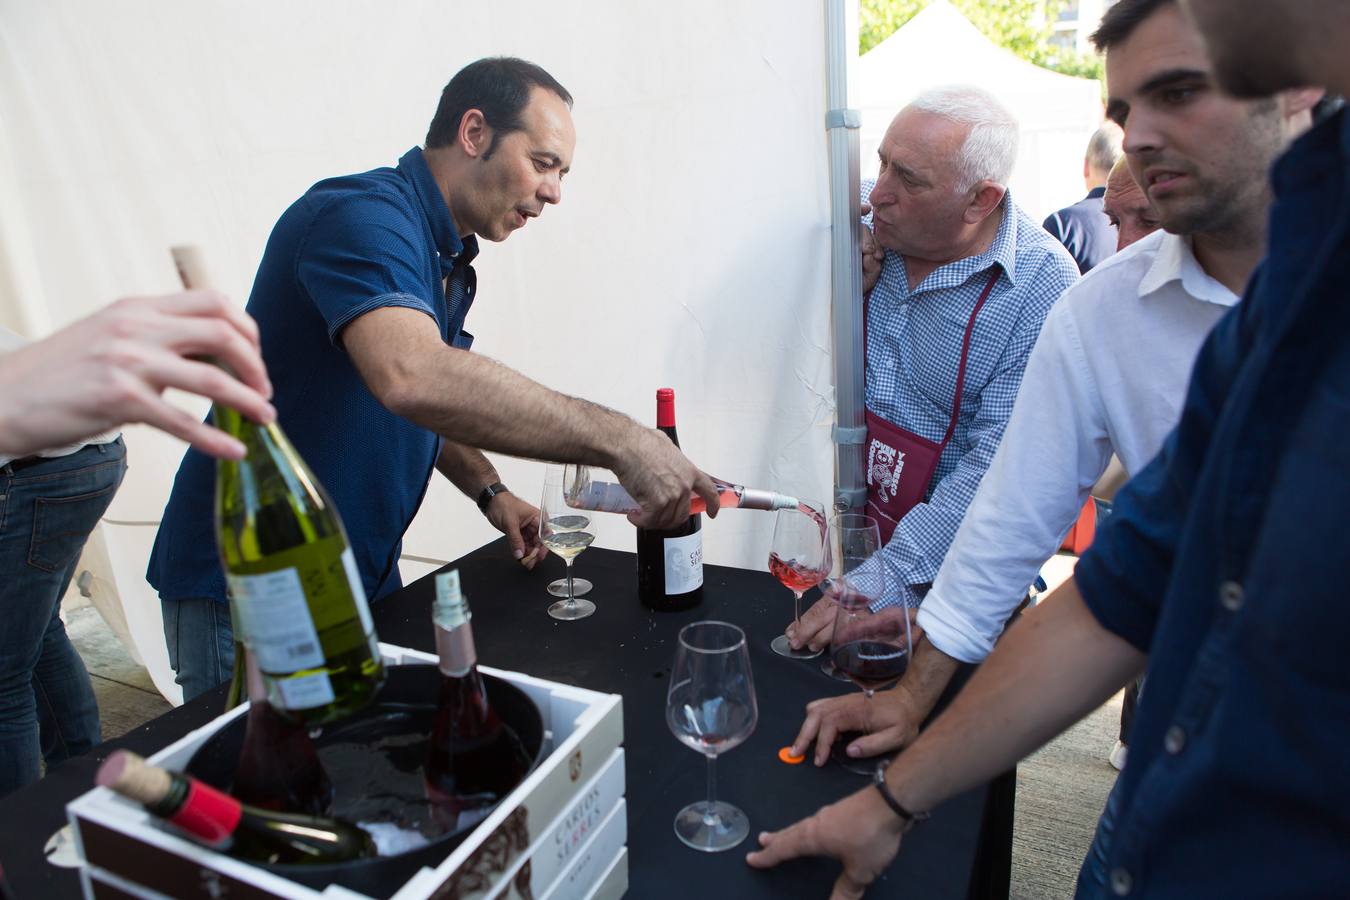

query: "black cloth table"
left=0, top=539, right=1009, bottom=899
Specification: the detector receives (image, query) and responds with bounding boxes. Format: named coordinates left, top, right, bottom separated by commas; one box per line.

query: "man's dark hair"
left=424, top=57, right=572, bottom=158
left=1090, top=0, right=1175, bottom=53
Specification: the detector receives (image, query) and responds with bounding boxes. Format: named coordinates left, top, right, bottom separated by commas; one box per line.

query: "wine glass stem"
left=564, top=559, right=576, bottom=609
left=863, top=688, right=874, bottom=735
left=791, top=590, right=803, bottom=627
left=704, top=753, right=721, bottom=826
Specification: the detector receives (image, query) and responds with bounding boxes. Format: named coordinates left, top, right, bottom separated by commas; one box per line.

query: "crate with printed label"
left=67, top=643, right=626, bottom=900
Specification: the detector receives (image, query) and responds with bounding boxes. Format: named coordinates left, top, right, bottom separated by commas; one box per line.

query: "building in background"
left=1052, top=0, right=1117, bottom=55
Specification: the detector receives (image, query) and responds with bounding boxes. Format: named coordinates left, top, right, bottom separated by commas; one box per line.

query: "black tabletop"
left=0, top=539, right=996, bottom=900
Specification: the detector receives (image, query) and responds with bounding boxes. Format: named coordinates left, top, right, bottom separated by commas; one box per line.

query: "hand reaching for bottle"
left=612, top=426, right=720, bottom=530
left=0, top=291, right=275, bottom=460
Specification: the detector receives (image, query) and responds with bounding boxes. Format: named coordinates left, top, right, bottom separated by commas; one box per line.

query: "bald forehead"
left=880, top=108, right=969, bottom=178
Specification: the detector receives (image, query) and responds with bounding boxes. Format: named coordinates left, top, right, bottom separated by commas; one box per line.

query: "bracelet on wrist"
left=873, top=768, right=929, bottom=831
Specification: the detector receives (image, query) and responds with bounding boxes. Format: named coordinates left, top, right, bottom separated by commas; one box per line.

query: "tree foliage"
left=860, top=0, right=1104, bottom=82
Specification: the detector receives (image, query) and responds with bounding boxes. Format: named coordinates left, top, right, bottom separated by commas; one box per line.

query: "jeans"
left=161, top=595, right=235, bottom=702
left=0, top=439, right=126, bottom=798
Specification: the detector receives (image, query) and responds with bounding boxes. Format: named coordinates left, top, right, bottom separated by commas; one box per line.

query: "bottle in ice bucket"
left=97, top=751, right=375, bottom=865
left=231, top=647, right=335, bottom=816
left=423, top=570, right=532, bottom=831
left=215, top=398, right=385, bottom=726
left=635, top=388, right=705, bottom=610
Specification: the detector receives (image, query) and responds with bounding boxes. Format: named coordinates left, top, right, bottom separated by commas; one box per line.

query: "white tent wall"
left=0, top=1, right=836, bottom=700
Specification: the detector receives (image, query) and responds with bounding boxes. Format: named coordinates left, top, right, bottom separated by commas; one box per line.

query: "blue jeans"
left=161, top=595, right=234, bottom=702
left=0, top=440, right=126, bottom=798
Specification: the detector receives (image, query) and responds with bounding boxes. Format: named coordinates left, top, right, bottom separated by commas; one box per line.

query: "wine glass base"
left=770, top=634, right=822, bottom=659
left=547, top=578, right=592, bottom=598
left=829, top=731, right=889, bottom=775
left=673, top=801, right=749, bottom=852
left=548, top=597, right=596, bottom=621
left=819, top=658, right=853, bottom=681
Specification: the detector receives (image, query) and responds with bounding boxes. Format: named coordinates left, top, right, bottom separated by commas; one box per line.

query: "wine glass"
left=539, top=466, right=597, bottom=621
left=545, top=464, right=591, bottom=599
left=665, top=621, right=758, bottom=852
left=768, top=501, right=831, bottom=659
left=826, top=540, right=910, bottom=775
left=819, top=514, right=881, bottom=681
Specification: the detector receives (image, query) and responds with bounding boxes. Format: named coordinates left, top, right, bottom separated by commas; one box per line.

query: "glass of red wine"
left=819, top=514, right=881, bottom=682
left=768, top=501, right=831, bottom=659
left=665, top=621, right=758, bottom=852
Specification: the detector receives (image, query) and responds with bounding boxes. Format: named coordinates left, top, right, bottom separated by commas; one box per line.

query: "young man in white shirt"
left=782, top=14, right=1320, bottom=769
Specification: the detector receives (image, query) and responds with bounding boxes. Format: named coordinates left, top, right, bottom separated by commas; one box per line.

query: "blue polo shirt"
left=148, top=148, right=478, bottom=604
left=1072, top=111, right=1350, bottom=897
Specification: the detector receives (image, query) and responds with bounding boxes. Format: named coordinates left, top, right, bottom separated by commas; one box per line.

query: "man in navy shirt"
left=1043, top=122, right=1125, bottom=273
left=747, top=1, right=1350, bottom=896
left=150, top=58, right=720, bottom=700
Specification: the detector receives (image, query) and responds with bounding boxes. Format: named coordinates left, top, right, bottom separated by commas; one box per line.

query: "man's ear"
left=1279, top=86, right=1325, bottom=119
left=964, top=182, right=1007, bottom=225
left=458, top=109, right=493, bottom=159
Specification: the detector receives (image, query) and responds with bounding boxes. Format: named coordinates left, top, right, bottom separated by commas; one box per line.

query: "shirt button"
left=1110, top=867, right=1133, bottom=896
left=1164, top=725, right=1187, bottom=755
left=1219, top=580, right=1244, bottom=611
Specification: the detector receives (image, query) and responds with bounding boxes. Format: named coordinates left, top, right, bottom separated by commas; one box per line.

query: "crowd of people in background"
left=2, top=0, right=1347, bottom=896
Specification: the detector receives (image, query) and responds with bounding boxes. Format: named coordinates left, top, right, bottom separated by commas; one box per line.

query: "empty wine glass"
left=666, top=621, right=758, bottom=852
left=539, top=466, right=596, bottom=621
left=819, top=514, right=881, bottom=681
left=768, top=501, right=831, bottom=659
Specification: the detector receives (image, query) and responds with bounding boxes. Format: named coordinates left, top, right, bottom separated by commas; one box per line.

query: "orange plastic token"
left=778, top=746, right=806, bottom=765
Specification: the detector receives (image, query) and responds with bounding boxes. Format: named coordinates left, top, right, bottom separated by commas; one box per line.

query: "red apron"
left=864, top=269, right=1000, bottom=544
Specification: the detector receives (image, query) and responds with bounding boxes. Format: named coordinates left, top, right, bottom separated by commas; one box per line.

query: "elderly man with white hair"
left=785, top=84, right=1079, bottom=655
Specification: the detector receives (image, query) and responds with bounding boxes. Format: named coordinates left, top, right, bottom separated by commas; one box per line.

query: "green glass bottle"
left=215, top=404, right=384, bottom=726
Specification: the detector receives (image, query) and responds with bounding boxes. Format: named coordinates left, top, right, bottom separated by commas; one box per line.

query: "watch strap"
left=476, top=482, right=509, bottom=514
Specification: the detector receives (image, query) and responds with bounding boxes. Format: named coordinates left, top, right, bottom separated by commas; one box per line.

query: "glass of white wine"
left=539, top=465, right=597, bottom=621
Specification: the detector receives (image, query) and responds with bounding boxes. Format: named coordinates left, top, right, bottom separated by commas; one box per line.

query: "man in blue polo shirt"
left=150, top=57, right=719, bottom=700
left=746, top=0, right=1350, bottom=896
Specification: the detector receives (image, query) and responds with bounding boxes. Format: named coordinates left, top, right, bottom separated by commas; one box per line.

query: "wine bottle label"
left=228, top=567, right=326, bottom=672
left=274, top=671, right=337, bottom=710
left=340, top=548, right=376, bottom=637
left=663, top=532, right=704, bottom=594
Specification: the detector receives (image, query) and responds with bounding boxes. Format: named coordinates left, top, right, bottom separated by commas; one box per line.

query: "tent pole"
left=825, top=0, right=865, bottom=513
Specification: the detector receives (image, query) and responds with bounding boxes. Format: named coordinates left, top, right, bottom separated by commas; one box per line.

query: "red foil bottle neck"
left=656, top=388, right=676, bottom=428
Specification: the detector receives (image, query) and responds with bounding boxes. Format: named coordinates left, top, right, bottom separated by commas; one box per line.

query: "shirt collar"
left=397, top=147, right=479, bottom=273
left=1137, top=231, right=1240, bottom=309
left=1086, top=186, right=1106, bottom=200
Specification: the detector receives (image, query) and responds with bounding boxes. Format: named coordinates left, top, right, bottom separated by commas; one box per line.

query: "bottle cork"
left=96, top=750, right=173, bottom=806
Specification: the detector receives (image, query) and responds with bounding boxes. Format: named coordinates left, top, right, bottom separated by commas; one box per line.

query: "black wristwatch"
left=476, top=482, right=510, bottom=514
left=873, top=768, right=930, bottom=830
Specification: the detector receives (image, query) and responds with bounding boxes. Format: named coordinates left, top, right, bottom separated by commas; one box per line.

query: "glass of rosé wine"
left=768, top=500, right=831, bottom=659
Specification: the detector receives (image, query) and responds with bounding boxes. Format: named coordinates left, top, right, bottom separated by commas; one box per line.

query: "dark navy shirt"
left=1073, top=112, right=1350, bottom=897
left=1043, top=187, right=1117, bottom=274
left=149, top=148, right=478, bottom=604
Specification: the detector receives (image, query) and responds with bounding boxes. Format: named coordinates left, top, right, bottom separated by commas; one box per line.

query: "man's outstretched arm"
left=748, top=576, right=1145, bottom=899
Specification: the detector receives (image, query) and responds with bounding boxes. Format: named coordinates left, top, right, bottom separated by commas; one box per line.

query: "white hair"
left=906, top=84, right=1019, bottom=192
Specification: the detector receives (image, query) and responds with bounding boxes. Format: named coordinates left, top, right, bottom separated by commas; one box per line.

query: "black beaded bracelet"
left=873, top=770, right=930, bottom=829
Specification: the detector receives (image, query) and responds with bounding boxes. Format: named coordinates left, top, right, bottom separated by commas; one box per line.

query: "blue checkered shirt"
left=863, top=181, right=1079, bottom=607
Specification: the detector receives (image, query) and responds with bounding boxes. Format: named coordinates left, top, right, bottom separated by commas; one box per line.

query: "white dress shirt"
left=0, top=327, right=119, bottom=468
left=916, top=229, right=1239, bottom=663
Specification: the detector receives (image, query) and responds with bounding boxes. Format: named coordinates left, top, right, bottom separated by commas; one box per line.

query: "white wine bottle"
left=173, top=246, right=385, bottom=725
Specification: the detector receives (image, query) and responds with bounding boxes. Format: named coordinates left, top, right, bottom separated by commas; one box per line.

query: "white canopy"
left=858, top=0, right=1106, bottom=219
